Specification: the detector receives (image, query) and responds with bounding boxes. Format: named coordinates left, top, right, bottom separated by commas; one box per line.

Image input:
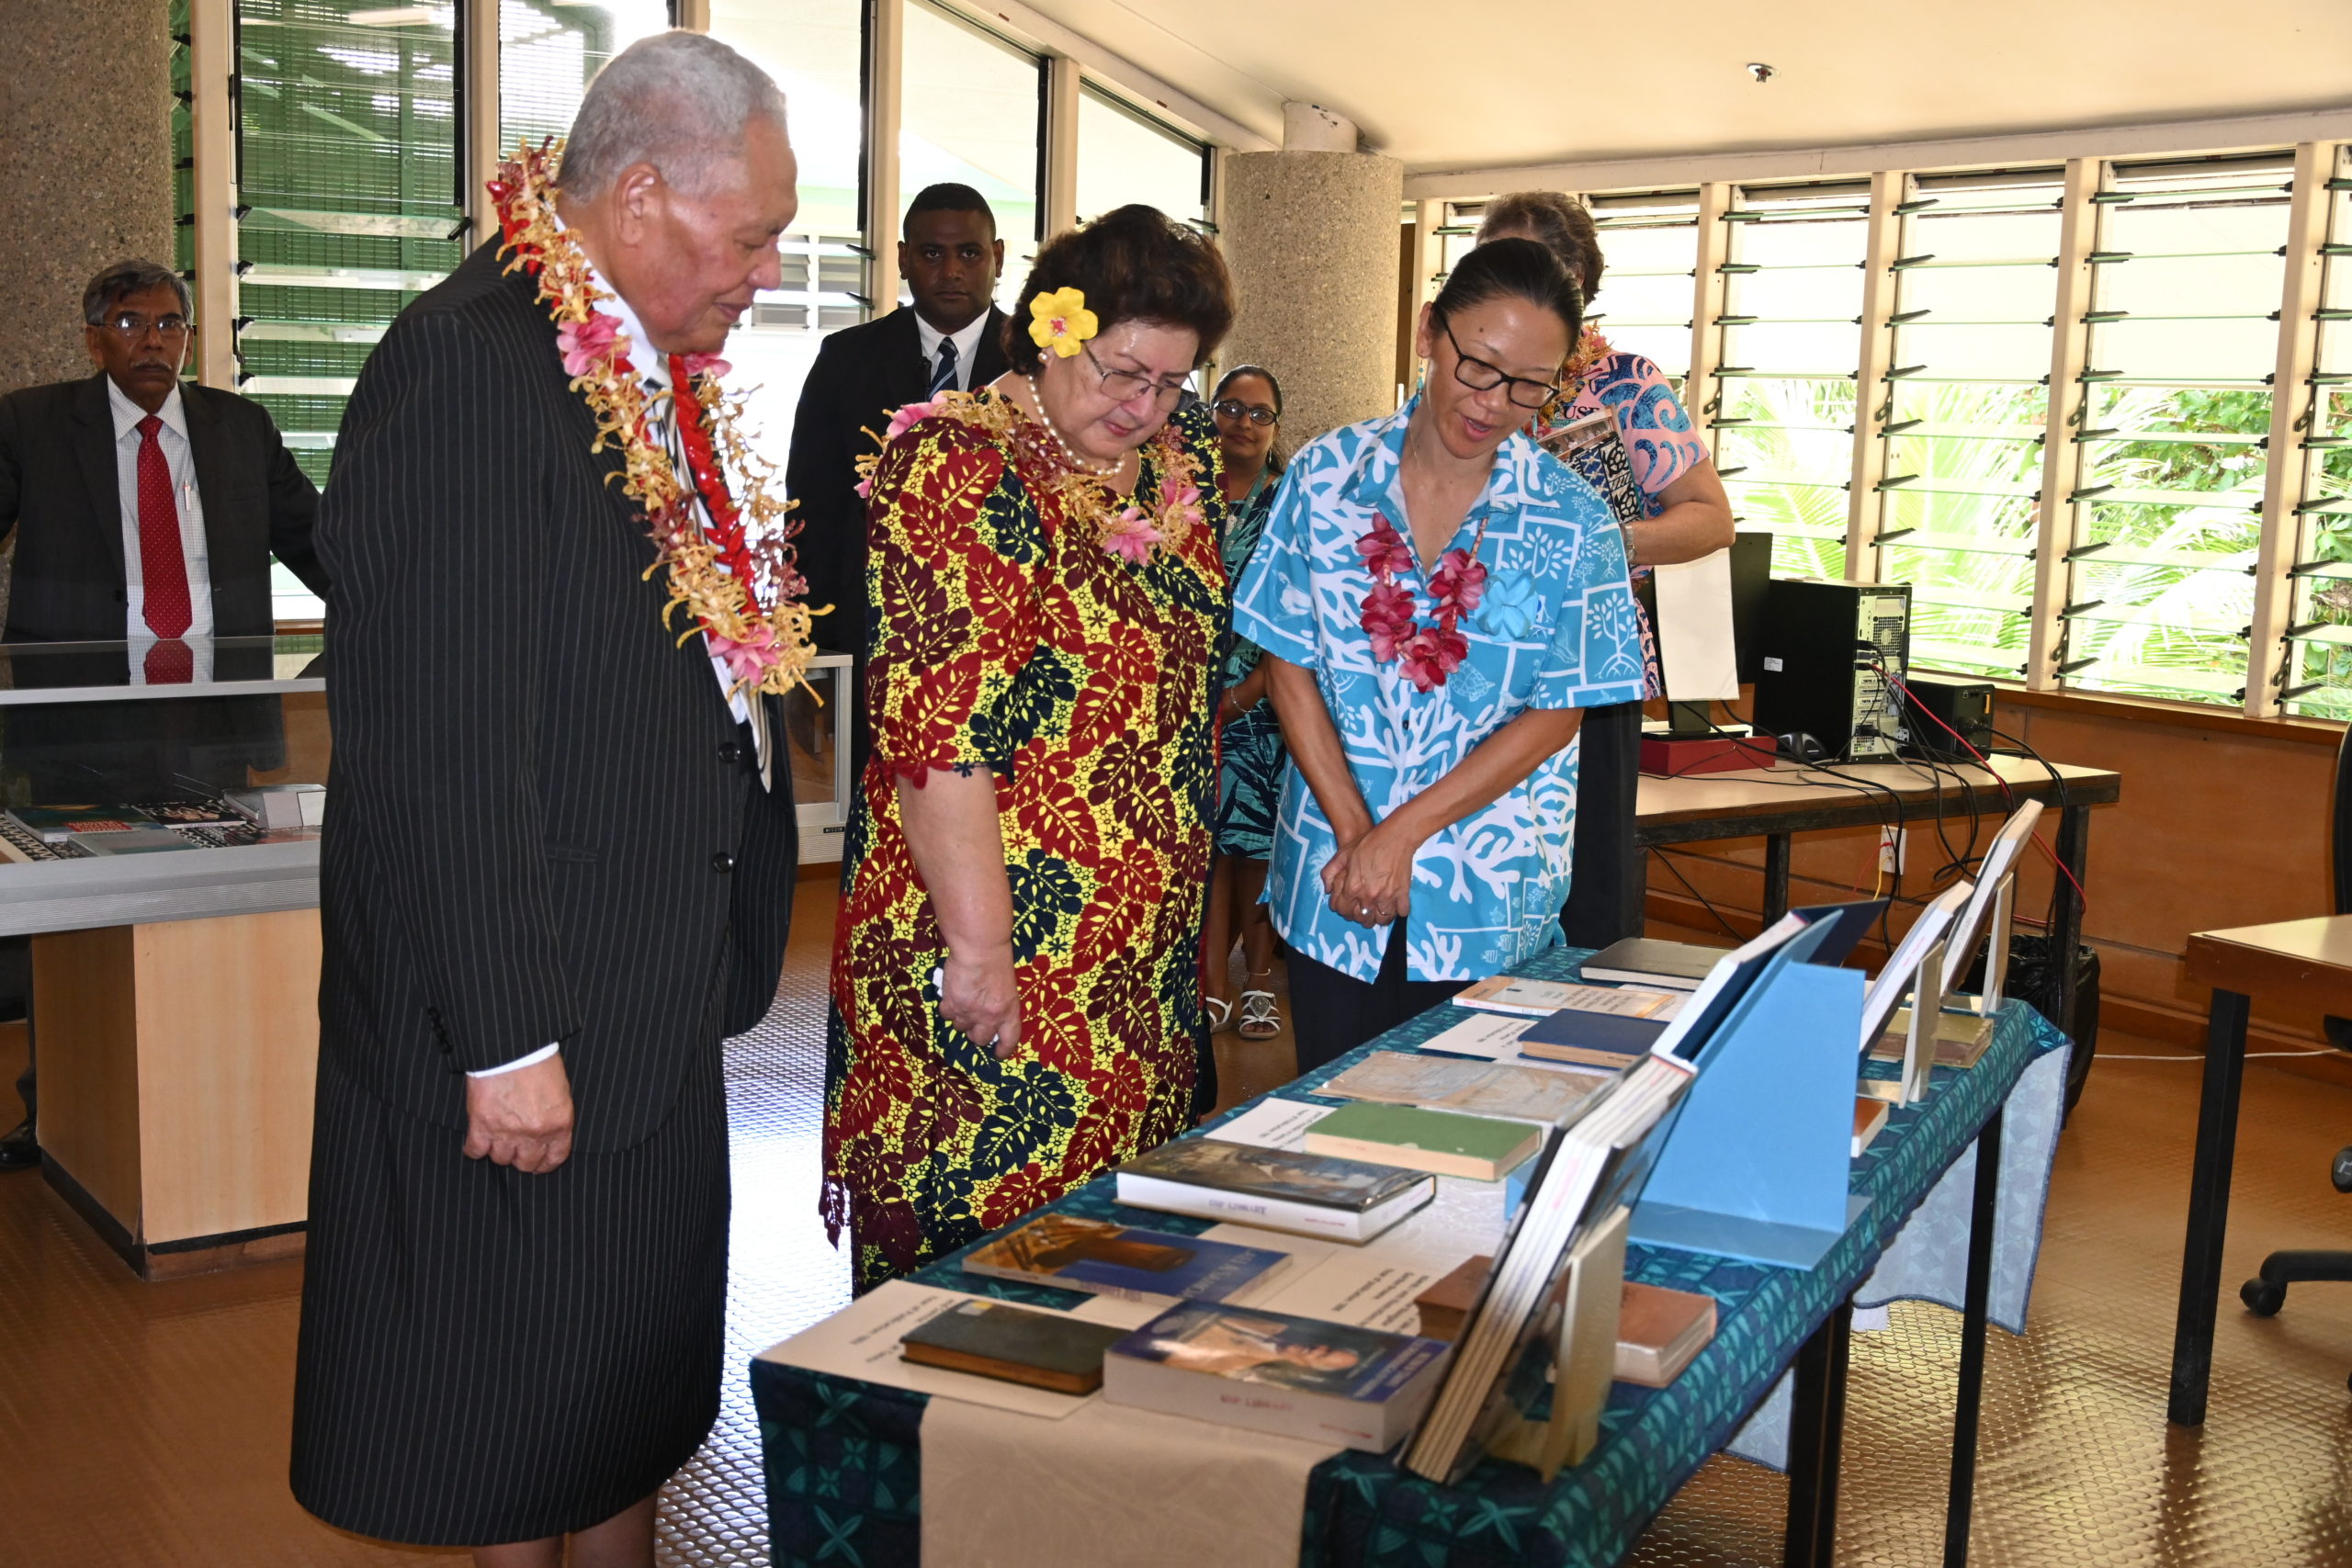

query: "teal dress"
left=1215, top=470, right=1287, bottom=860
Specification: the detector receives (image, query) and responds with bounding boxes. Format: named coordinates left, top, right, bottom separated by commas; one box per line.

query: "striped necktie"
left=928, top=337, right=958, bottom=397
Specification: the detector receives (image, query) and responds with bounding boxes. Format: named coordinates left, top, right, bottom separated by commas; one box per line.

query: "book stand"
left=1862, top=935, right=1947, bottom=1109
left=1628, top=960, right=1871, bottom=1270
left=1487, top=1203, right=1630, bottom=1480
left=1893, top=873, right=2015, bottom=1055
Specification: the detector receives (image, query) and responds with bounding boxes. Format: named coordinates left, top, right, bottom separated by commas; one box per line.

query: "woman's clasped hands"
left=1320, top=817, right=1423, bottom=929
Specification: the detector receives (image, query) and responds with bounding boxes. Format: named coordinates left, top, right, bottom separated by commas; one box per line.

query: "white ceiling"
left=1016, top=0, right=2352, bottom=175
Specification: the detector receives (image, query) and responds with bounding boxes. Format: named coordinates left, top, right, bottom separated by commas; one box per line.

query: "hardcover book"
left=899, top=1298, right=1130, bottom=1394
left=1452, top=975, right=1675, bottom=1019
left=1851, top=1095, right=1891, bottom=1157
left=1614, top=1282, right=1716, bottom=1388
left=1578, top=937, right=1728, bottom=990
left=1114, top=1139, right=1434, bottom=1244
left=1317, top=1051, right=1610, bottom=1125
left=1514, top=1010, right=1671, bottom=1070
left=8, top=805, right=157, bottom=842
left=961, top=1213, right=1292, bottom=1303
left=66, top=829, right=199, bottom=857
left=130, top=798, right=244, bottom=828
left=1103, top=1303, right=1452, bottom=1451
left=1304, top=1102, right=1544, bottom=1182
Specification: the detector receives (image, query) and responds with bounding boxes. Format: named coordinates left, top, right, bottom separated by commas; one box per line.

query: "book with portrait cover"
left=899, top=1298, right=1130, bottom=1394
left=961, top=1213, right=1293, bottom=1303
left=1115, top=1138, right=1434, bottom=1243
left=1103, top=1303, right=1452, bottom=1450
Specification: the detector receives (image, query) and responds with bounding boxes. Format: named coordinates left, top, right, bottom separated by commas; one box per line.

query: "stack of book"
left=1304, top=1102, right=1544, bottom=1182
left=1114, top=1140, right=1434, bottom=1244
left=1102, top=1303, right=1451, bottom=1451
left=961, top=1213, right=1293, bottom=1303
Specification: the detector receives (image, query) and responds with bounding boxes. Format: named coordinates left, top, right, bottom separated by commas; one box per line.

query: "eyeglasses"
left=1080, top=342, right=1190, bottom=408
left=1212, top=399, right=1278, bottom=427
left=101, top=312, right=191, bottom=340
left=1437, top=316, right=1560, bottom=411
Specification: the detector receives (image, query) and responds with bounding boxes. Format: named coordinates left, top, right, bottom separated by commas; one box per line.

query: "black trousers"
left=1561, top=700, right=1644, bottom=951
left=1286, top=921, right=1470, bottom=1076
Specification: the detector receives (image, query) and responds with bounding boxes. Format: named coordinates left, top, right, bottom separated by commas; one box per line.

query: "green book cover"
left=1308, top=1101, right=1540, bottom=1167
left=901, top=1299, right=1128, bottom=1382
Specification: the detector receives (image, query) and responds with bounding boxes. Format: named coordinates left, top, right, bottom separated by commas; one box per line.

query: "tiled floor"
left=6, top=884, right=2352, bottom=1565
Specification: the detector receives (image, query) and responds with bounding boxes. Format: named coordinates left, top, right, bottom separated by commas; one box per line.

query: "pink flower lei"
left=1357, top=514, right=1488, bottom=692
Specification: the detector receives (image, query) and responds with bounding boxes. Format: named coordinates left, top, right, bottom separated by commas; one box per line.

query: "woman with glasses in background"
left=1233, top=240, right=1646, bottom=1069
left=825, top=206, right=1237, bottom=1290
left=1477, top=193, right=1735, bottom=950
left=1202, top=365, right=1289, bottom=1048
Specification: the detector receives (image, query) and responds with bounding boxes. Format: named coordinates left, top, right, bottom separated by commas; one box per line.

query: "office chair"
left=2236, top=721, right=2352, bottom=1386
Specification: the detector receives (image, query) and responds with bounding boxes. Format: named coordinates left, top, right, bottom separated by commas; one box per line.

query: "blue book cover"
left=1516, top=1009, right=1669, bottom=1064
left=963, top=1213, right=1292, bottom=1302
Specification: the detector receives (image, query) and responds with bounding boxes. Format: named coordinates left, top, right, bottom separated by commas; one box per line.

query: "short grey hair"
left=85, top=259, right=192, bottom=326
left=560, top=30, right=787, bottom=201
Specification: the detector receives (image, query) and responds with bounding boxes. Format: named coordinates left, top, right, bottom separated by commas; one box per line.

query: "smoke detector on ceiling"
left=1747, top=62, right=1775, bottom=83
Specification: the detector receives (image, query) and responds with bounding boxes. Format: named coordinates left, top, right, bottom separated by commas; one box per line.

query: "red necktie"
left=135, top=415, right=193, bottom=640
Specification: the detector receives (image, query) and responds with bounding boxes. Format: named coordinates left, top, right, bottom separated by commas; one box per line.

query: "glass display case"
left=6, top=637, right=850, bottom=1276
left=0, top=635, right=330, bottom=937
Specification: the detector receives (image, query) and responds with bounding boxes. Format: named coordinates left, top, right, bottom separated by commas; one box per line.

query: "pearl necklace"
left=1026, top=374, right=1121, bottom=478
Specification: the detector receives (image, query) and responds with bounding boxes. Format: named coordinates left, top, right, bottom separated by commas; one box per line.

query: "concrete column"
left=0, top=0, right=176, bottom=393
left=1216, top=104, right=1403, bottom=453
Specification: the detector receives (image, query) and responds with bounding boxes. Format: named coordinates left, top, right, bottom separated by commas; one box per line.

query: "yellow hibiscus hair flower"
left=1026, top=287, right=1100, bottom=359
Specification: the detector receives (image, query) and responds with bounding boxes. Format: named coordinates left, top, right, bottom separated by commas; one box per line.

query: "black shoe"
left=0, top=1122, right=38, bottom=1171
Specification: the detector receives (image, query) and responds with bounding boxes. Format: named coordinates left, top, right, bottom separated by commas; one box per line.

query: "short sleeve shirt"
left=1544, top=351, right=1710, bottom=513
left=1231, top=396, right=1645, bottom=983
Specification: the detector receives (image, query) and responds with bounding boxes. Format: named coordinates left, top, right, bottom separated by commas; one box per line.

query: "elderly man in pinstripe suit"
left=290, top=34, right=801, bottom=1568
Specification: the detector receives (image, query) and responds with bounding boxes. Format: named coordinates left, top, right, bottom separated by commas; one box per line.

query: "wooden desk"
left=1636, top=757, right=2122, bottom=1025
left=2168, top=916, right=2352, bottom=1424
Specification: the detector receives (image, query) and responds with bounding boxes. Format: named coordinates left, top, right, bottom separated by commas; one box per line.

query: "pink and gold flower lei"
left=852, top=391, right=1206, bottom=567
left=488, top=139, right=817, bottom=698
left=1357, top=514, right=1488, bottom=692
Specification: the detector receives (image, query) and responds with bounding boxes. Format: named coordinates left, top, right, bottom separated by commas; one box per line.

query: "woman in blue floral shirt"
left=1233, top=241, right=1645, bottom=1069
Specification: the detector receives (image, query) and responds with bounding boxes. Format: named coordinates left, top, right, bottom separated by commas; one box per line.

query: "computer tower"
left=1751, top=579, right=1912, bottom=762
left=1897, top=671, right=1995, bottom=761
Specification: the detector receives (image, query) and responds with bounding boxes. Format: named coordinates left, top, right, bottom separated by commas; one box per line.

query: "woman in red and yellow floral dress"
left=823, top=207, right=1238, bottom=1292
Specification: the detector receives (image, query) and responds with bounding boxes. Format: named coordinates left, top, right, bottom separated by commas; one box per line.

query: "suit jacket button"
left=712, top=852, right=735, bottom=874
left=718, top=742, right=742, bottom=765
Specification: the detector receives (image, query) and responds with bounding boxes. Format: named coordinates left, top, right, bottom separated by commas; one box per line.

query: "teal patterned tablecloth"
left=754, top=948, right=2068, bottom=1567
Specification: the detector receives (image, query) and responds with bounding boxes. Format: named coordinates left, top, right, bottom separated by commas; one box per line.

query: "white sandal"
left=1238, top=987, right=1281, bottom=1041
left=1204, top=994, right=1238, bottom=1036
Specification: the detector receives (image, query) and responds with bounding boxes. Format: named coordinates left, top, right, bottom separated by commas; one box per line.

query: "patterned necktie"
left=135, top=415, right=193, bottom=639
left=928, top=336, right=958, bottom=397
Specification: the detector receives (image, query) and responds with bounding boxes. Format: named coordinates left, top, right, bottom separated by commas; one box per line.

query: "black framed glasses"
left=1437, top=315, right=1560, bottom=411
left=1080, top=341, right=1190, bottom=408
left=101, top=312, right=191, bottom=340
left=1212, top=398, right=1278, bottom=426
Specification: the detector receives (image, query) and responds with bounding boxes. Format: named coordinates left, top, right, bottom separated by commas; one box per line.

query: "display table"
left=753, top=947, right=2069, bottom=1568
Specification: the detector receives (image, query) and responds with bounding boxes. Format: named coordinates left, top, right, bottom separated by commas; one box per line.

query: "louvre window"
left=2053, top=154, right=2293, bottom=703
left=1075, top=83, right=1209, bottom=231
left=2285, top=145, right=2352, bottom=720
left=1585, top=189, right=1699, bottom=391
left=1870, top=169, right=2065, bottom=680
left=1713, top=181, right=1872, bottom=581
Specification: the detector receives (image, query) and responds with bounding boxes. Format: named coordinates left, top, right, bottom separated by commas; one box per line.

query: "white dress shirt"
left=914, top=309, right=991, bottom=392
left=107, top=378, right=217, bottom=682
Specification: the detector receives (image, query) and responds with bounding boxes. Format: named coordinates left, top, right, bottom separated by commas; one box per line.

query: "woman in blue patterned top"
left=1203, top=365, right=1291, bottom=1043
left=1479, top=193, right=1735, bottom=950
left=1233, top=241, right=1646, bottom=1070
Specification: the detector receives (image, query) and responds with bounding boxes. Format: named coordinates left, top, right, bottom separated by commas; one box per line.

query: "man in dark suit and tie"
left=0, top=257, right=328, bottom=1170
left=786, top=182, right=1010, bottom=784
left=288, top=33, right=801, bottom=1567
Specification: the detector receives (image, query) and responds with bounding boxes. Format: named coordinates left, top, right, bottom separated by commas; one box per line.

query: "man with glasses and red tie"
left=0, top=257, right=326, bottom=1169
